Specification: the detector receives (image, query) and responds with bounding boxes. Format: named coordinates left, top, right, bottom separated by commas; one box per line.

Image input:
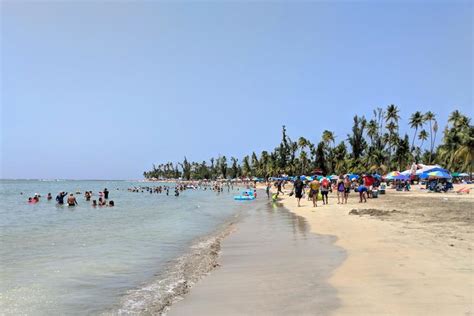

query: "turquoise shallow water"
left=0, top=180, right=252, bottom=315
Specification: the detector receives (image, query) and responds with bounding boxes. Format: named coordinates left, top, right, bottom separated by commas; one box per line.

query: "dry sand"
left=279, top=186, right=473, bottom=315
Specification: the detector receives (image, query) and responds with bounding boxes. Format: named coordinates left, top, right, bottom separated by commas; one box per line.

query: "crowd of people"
left=127, top=181, right=236, bottom=197
left=271, top=174, right=384, bottom=208
left=26, top=188, right=115, bottom=207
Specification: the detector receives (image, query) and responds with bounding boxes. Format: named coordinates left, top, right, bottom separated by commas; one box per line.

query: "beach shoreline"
left=277, top=186, right=473, bottom=315
left=167, top=198, right=346, bottom=315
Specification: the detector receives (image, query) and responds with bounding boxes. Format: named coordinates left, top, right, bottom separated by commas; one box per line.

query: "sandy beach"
left=166, top=186, right=473, bottom=315
left=278, top=186, right=473, bottom=315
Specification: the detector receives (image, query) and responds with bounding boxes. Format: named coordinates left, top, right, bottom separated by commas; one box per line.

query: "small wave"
left=104, top=222, right=236, bottom=316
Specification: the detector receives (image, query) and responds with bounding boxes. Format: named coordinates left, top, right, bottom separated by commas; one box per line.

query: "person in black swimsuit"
left=293, top=176, right=305, bottom=207
left=56, top=192, right=67, bottom=205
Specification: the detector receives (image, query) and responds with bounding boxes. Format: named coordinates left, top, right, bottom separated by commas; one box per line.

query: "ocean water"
left=0, top=180, right=256, bottom=315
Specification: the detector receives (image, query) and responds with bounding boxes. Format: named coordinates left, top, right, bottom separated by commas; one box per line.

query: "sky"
left=1, top=0, right=472, bottom=180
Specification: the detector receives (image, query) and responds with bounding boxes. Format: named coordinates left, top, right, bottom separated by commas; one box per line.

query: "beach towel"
left=456, top=187, right=471, bottom=194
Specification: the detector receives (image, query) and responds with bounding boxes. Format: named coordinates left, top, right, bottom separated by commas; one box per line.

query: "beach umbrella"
left=385, top=171, right=401, bottom=180
left=420, top=170, right=452, bottom=179
left=347, top=174, right=359, bottom=180
left=329, top=175, right=339, bottom=180
left=415, top=166, right=449, bottom=176
left=392, top=174, right=410, bottom=180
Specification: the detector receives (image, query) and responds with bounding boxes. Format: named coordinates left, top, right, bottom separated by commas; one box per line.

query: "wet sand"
left=279, top=187, right=473, bottom=315
left=168, top=200, right=346, bottom=315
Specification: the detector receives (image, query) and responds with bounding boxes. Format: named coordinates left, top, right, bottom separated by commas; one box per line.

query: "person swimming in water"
left=47, top=193, right=52, bottom=200
left=92, top=200, right=97, bottom=207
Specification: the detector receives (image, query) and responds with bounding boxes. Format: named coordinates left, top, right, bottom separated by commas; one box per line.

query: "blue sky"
left=1, top=1, right=472, bottom=179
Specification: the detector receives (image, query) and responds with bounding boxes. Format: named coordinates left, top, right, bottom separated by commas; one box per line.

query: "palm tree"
left=367, top=119, right=378, bottom=145
left=424, top=111, right=436, bottom=163
left=385, top=104, right=400, bottom=124
left=448, top=110, right=463, bottom=128
left=418, top=129, right=428, bottom=150
left=394, top=135, right=410, bottom=171
left=299, top=150, right=308, bottom=174
left=230, top=157, right=239, bottom=179
left=409, top=111, right=424, bottom=149
left=322, top=130, right=335, bottom=147
left=298, top=137, right=309, bottom=151
left=347, top=116, right=367, bottom=161
left=384, top=105, right=400, bottom=169
left=242, top=156, right=251, bottom=177
left=453, top=126, right=474, bottom=179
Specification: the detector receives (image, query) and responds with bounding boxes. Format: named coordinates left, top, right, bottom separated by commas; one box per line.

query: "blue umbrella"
left=393, top=174, right=410, bottom=180
left=347, top=174, right=360, bottom=180
left=420, top=171, right=452, bottom=179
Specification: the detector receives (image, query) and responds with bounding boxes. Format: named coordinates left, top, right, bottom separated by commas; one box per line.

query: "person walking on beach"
left=309, top=178, right=320, bottom=207
left=320, top=177, right=330, bottom=205
left=337, top=178, right=345, bottom=204
left=266, top=182, right=271, bottom=199
left=293, top=177, right=305, bottom=207
left=67, top=194, right=78, bottom=206
left=343, top=176, right=351, bottom=204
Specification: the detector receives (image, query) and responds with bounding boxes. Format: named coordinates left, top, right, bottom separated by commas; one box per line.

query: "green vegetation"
left=143, top=107, right=473, bottom=180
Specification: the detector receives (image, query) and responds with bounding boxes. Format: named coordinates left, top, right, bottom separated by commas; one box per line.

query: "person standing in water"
left=266, top=182, right=271, bottom=199
left=47, top=193, right=52, bottom=200
left=67, top=194, right=78, bottom=206
left=56, top=192, right=67, bottom=205
left=103, top=188, right=109, bottom=200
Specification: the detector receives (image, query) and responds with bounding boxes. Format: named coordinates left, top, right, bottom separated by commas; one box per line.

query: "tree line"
left=143, top=107, right=473, bottom=180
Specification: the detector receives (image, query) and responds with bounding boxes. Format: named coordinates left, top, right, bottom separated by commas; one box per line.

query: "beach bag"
left=317, top=192, right=323, bottom=201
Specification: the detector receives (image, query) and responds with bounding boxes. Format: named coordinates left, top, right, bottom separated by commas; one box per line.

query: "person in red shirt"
left=363, top=175, right=374, bottom=198
left=320, top=178, right=330, bottom=205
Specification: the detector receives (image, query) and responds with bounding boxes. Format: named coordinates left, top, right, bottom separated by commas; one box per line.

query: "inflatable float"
left=234, top=190, right=256, bottom=201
